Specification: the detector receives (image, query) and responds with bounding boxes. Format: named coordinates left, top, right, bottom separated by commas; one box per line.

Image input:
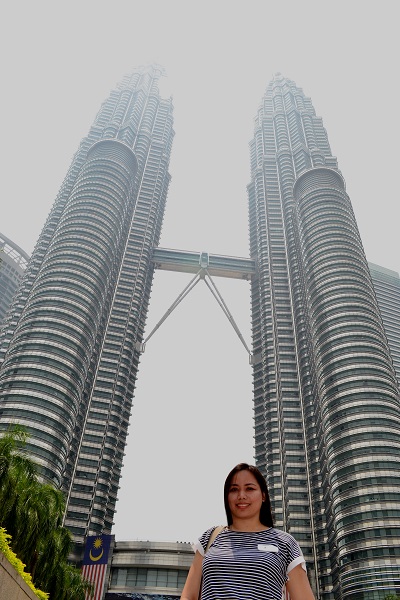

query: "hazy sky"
left=1, top=1, right=399, bottom=544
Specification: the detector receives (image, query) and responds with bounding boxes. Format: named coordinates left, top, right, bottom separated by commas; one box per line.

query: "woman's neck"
left=229, top=519, right=269, bottom=532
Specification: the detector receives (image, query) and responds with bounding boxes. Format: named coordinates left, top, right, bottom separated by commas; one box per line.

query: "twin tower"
left=0, top=65, right=399, bottom=598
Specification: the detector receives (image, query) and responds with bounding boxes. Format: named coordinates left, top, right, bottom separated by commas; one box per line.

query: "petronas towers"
left=248, top=74, right=400, bottom=598
left=0, top=67, right=399, bottom=598
left=0, top=65, right=174, bottom=556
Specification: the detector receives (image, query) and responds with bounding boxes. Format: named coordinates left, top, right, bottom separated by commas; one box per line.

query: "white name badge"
left=258, top=544, right=279, bottom=553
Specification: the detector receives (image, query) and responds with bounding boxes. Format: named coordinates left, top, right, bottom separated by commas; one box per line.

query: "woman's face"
left=227, top=469, right=265, bottom=523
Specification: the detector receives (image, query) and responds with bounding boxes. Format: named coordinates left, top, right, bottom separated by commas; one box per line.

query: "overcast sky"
left=1, top=1, right=399, bottom=544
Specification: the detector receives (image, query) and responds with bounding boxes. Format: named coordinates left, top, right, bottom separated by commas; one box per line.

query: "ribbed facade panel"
left=248, top=74, right=400, bottom=599
left=369, top=263, right=400, bottom=387
left=0, top=233, right=29, bottom=327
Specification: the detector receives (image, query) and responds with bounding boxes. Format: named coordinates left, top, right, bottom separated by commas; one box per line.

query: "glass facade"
left=111, top=568, right=188, bottom=591
left=0, top=65, right=174, bottom=557
left=248, top=74, right=400, bottom=599
left=0, top=232, right=29, bottom=327
left=369, top=263, right=400, bottom=387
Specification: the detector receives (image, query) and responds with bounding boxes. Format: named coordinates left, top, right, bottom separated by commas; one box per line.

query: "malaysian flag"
left=81, top=534, right=112, bottom=600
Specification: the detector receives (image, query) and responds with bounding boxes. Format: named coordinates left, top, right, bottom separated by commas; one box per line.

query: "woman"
left=180, top=463, right=315, bottom=600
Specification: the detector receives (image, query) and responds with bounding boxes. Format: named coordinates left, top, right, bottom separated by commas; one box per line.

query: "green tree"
left=0, top=424, right=37, bottom=511
left=0, top=425, right=93, bottom=599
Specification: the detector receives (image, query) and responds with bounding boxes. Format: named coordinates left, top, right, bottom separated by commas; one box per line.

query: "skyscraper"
left=0, top=232, right=29, bottom=326
left=1, top=64, right=400, bottom=599
left=369, top=262, right=400, bottom=387
left=248, top=73, right=400, bottom=598
left=0, top=64, right=174, bottom=556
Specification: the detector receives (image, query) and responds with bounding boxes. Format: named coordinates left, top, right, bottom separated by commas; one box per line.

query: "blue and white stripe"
left=193, top=526, right=305, bottom=600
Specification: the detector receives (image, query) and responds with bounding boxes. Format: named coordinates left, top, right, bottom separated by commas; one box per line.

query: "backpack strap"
left=204, top=525, right=225, bottom=554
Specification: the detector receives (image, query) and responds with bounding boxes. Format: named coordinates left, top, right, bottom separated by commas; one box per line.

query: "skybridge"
left=135, top=247, right=257, bottom=362
left=152, top=247, right=256, bottom=280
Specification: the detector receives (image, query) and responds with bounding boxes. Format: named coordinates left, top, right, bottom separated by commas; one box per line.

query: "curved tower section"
left=248, top=74, right=400, bottom=598
left=293, top=167, right=400, bottom=597
left=0, top=65, right=174, bottom=552
left=0, top=140, right=137, bottom=485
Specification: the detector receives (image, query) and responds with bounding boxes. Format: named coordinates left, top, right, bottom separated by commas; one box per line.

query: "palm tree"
left=2, top=469, right=66, bottom=572
left=0, top=425, right=93, bottom=598
left=33, top=525, right=93, bottom=599
left=0, top=424, right=37, bottom=512
left=45, top=559, right=94, bottom=600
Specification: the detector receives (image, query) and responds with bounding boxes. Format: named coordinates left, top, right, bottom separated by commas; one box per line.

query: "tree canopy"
left=0, top=425, right=93, bottom=599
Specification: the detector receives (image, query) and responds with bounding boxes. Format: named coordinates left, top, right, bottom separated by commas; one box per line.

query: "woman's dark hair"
left=224, top=463, right=274, bottom=527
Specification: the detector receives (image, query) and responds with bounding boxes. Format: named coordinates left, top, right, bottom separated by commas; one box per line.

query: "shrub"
left=0, top=527, right=49, bottom=600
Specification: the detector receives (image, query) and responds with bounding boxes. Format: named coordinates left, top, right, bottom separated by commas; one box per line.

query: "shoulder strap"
left=204, top=525, right=225, bottom=554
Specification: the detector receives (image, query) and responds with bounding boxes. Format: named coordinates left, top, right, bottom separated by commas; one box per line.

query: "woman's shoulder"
left=193, top=525, right=225, bottom=555
left=267, top=527, right=301, bottom=546
left=201, top=524, right=224, bottom=539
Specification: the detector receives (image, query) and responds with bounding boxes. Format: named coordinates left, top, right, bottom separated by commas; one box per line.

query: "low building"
left=104, top=540, right=193, bottom=599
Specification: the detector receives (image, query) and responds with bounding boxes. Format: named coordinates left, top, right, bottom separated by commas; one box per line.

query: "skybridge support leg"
left=136, top=260, right=253, bottom=364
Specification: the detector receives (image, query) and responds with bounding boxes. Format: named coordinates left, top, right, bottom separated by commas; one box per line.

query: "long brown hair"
left=223, top=463, right=274, bottom=527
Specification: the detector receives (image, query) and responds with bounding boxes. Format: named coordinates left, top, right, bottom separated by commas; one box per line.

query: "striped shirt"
left=193, top=526, right=305, bottom=600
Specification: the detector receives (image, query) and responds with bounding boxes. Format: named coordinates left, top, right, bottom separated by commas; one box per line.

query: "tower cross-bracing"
left=137, top=248, right=255, bottom=359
